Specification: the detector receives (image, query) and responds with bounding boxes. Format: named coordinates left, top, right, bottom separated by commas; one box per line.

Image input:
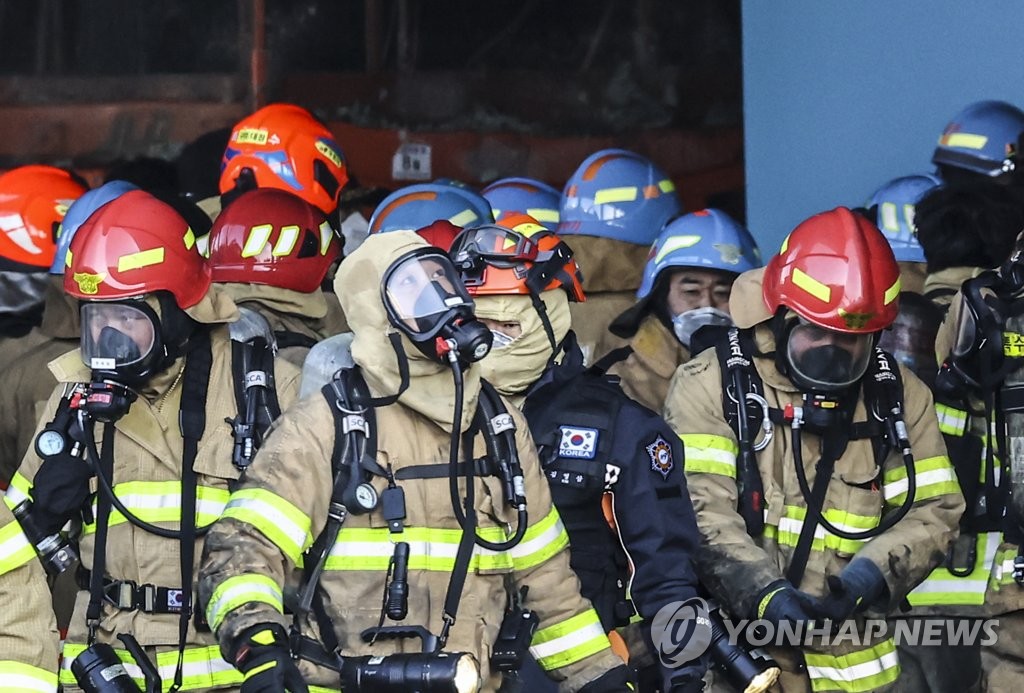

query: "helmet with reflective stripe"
left=0, top=165, right=88, bottom=270
left=452, top=213, right=584, bottom=302
left=481, top=177, right=561, bottom=227
left=637, top=208, right=761, bottom=299
left=368, top=183, right=493, bottom=234
left=65, top=189, right=210, bottom=308
left=762, top=206, right=900, bottom=333
left=208, top=188, right=340, bottom=293
left=220, top=103, right=348, bottom=215
left=557, top=148, right=682, bottom=245
left=51, top=180, right=138, bottom=274
left=866, top=173, right=942, bottom=263
left=932, top=100, right=1024, bottom=178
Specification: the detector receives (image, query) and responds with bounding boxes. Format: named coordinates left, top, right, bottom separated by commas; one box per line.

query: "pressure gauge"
left=35, top=429, right=67, bottom=458
left=353, top=483, right=379, bottom=512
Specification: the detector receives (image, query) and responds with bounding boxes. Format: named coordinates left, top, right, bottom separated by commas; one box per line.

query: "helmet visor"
left=81, top=301, right=158, bottom=371
left=786, top=318, right=873, bottom=392
left=383, top=250, right=474, bottom=338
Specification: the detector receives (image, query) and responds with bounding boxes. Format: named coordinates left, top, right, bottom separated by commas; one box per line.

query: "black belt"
left=395, top=457, right=499, bottom=480
left=78, top=568, right=184, bottom=614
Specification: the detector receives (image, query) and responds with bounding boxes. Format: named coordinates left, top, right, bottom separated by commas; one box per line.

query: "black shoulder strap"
left=274, top=330, right=318, bottom=351
left=588, top=346, right=633, bottom=375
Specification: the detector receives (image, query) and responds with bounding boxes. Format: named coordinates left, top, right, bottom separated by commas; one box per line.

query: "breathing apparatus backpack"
left=227, top=306, right=282, bottom=470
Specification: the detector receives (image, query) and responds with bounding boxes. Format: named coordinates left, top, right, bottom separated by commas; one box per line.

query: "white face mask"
left=672, top=306, right=733, bottom=348
left=489, top=329, right=517, bottom=349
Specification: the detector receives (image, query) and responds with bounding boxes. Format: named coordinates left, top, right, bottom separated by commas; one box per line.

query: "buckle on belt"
left=103, top=579, right=184, bottom=613
left=1013, top=555, right=1024, bottom=586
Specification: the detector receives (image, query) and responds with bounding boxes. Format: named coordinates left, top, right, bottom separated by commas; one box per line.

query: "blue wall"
left=743, top=1, right=1024, bottom=256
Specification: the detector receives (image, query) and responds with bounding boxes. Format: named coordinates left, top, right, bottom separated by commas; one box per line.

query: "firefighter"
left=208, top=188, right=343, bottom=367
left=599, top=208, right=760, bottom=414
left=198, top=231, right=632, bottom=692
left=665, top=207, right=964, bottom=692
left=451, top=216, right=706, bottom=691
left=557, top=149, right=682, bottom=367
left=8, top=189, right=302, bottom=691
left=0, top=166, right=88, bottom=480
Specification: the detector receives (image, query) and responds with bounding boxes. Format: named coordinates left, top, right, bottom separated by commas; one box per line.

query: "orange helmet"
left=762, top=206, right=900, bottom=333
left=0, top=165, right=87, bottom=269
left=65, top=189, right=210, bottom=308
left=450, top=213, right=585, bottom=302
left=208, top=188, right=340, bottom=293
left=219, top=103, right=348, bottom=216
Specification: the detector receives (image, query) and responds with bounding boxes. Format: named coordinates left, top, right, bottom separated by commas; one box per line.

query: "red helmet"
left=762, top=206, right=900, bottom=333
left=451, top=213, right=585, bottom=302
left=208, top=188, right=340, bottom=293
left=219, top=103, right=348, bottom=216
left=413, top=219, right=464, bottom=251
left=65, top=189, right=210, bottom=308
left=0, top=165, right=87, bottom=269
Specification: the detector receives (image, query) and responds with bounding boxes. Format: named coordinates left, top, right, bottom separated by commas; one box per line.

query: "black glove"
left=816, top=559, right=888, bottom=622
left=28, top=453, right=94, bottom=535
left=578, top=664, right=636, bottom=692
left=230, top=623, right=308, bottom=693
left=753, top=579, right=820, bottom=626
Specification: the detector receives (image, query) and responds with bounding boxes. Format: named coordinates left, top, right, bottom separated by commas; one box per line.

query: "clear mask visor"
left=786, top=318, right=873, bottom=392
left=383, top=251, right=474, bottom=338
left=81, top=301, right=157, bottom=371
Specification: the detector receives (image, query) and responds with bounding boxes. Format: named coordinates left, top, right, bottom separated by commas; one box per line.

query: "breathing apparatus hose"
left=447, top=355, right=526, bottom=552
left=81, top=411, right=211, bottom=540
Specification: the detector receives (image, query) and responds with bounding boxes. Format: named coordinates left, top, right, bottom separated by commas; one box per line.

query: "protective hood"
left=182, top=283, right=240, bottom=325
left=40, top=274, right=80, bottom=339
left=335, top=231, right=482, bottom=433
left=727, top=267, right=772, bottom=328
left=473, top=291, right=572, bottom=398
left=220, top=281, right=329, bottom=320
left=564, top=235, right=649, bottom=293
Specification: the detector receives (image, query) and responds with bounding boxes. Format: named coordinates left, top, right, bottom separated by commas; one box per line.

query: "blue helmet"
left=481, top=177, right=561, bottom=227
left=867, top=173, right=942, bottom=263
left=49, top=180, right=138, bottom=274
left=368, top=183, right=493, bottom=234
left=557, top=148, right=682, bottom=245
left=932, top=100, right=1024, bottom=178
left=636, top=208, right=761, bottom=299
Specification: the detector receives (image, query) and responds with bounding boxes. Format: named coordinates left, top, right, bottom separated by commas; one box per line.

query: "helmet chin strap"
left=528, top=290, right=560, bottom=366
left=363, top=331, right=411, bottom=407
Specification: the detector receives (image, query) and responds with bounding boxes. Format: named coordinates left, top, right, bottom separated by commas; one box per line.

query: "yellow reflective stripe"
left=241, top=224, right=273, bottom=258
left=884, top=278, right=900, bottom=305
left=655, top=235, right=702, bottom=263
left=763, top=505, right=876, bottom=554
left=941, top=133, right=988, bottom=150
left=908, top=531, right=999, bottom=606
left=0, top=660, right=57, bottom=692
left=529, top=608, right=610, bottom=670
left=449, top=209, right=482, bottom=227
left=525, top=208, right=559, bottom=224
left=222, top=489, right=313, bottom=566
left=81, top=482, right=229, bottom=536
left=271, top=225, right=300, bottom=256
left=792, top=267, right=831, bottom=303
left=593, top=187, right=638, bottom=205
left=680, top=434, right=738, bottom=478
left=510, top=506, right=568, bottom=571
left=206, top=574, right=283, bottom=632
left=117, top=247, right=165, bottom=272
left=878, top=202, right=899, bottom=232
left=61, top=643, right=241, bottom=690
left=882, top=456, right=959, bottom=504
left=658, top=179, right=676, bottom=193
left=934, top=403, right=968, bottom=437
left=1004, top=332, right=1024, bottom=357
left=183, top=227, right=196, bottom=251
left=0, top=519, right=36, bottom=575
left=804, top=638, right=900, bottom=692
left=326, top=524, right=515, bottom=572
left=4, top=471, right=33, bottom=509
left=318, top=220, right=334, bottom=255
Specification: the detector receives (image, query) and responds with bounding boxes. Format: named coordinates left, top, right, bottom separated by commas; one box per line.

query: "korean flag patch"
left=646, top=435, right=674, bottom=479
left=558, top=426, right=598, bottom=459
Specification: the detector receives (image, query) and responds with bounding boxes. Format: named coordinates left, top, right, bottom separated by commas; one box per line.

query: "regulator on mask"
left=672, top=306, right=733, bottom=348
left=382, top=247, right=492, bottom=367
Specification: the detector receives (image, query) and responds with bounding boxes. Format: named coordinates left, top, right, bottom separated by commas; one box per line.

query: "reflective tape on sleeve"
left=0, top=660, right=58, bottom=693
left=529, top=608, right=610, bottom=671
left=803, top=638, right=900, bottom=692
left=0, top=519, right=36, bottom=575
left=205, top=574, right=283, bottom=633
left=680, top=434, right=738, bottom=478
left=221, top=488, right=313, bottom=565
left=883, top=456, right=960, bottom=505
